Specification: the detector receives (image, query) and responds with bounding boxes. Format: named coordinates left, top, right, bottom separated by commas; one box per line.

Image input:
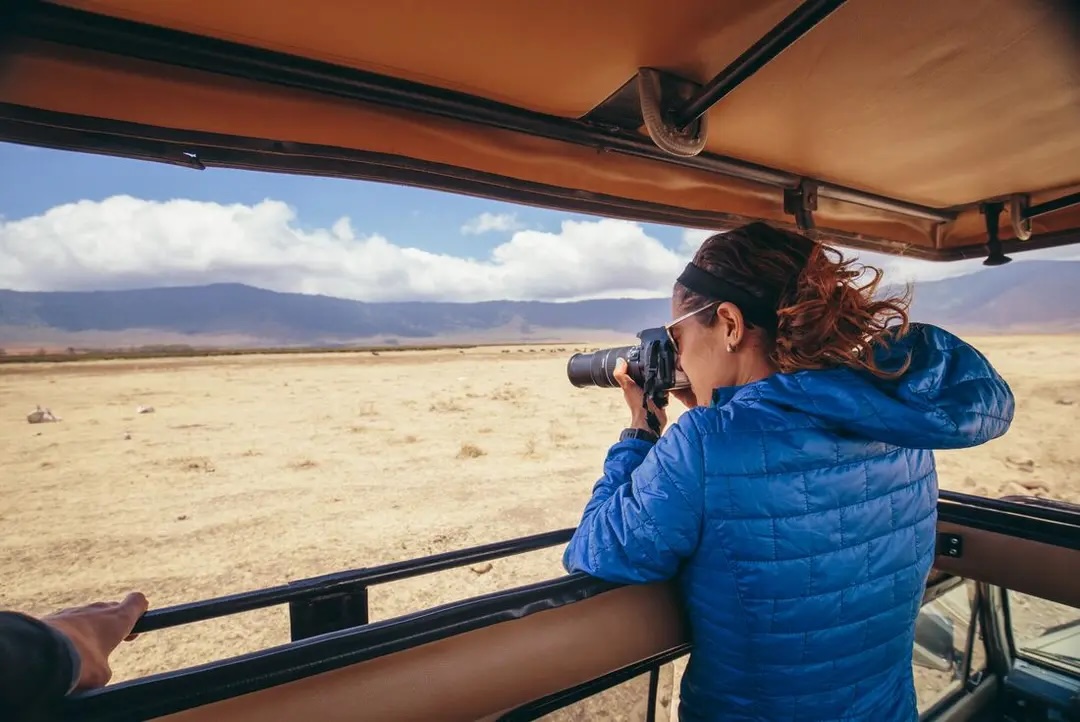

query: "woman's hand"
left=613, top=359, right=698, bottom=433
left=613, top=358, right=668, bottom=433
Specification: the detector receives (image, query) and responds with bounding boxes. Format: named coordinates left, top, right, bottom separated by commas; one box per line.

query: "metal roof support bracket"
left=981, top=201, right=1012, bottom=267
left=637, top=68, right=709, bottom=158
left=784, top=179, right=818, bottom=232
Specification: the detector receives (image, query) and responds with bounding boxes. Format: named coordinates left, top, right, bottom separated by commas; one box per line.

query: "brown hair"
left=675, top=222, right=911, bottom=378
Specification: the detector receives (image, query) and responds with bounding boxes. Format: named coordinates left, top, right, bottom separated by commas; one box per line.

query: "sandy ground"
left=1, top=335, right=1078, bottom=716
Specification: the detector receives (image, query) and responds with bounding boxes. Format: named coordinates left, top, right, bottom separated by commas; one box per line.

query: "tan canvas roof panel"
left=51, top=0, right=810, bottom=119
left=1, top=0, right=1078, bottom=259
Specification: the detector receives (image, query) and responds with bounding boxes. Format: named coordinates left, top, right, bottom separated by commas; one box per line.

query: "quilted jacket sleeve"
left=563, top=416, right=705, bottom=583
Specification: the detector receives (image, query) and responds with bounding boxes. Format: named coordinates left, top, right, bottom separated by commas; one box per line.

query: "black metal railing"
left=132, top=527, right=575, bottom=639
left=937, top=487, right=1080, bottom=526
left=1023, top=192, right=1080, bottom=220
left=131, top=493, right=1080, bottom=638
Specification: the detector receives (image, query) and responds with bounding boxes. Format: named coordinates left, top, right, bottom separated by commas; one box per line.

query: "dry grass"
left=457, top=443, right=486, bottom=459
left=429, top=398, right=466, bottom=413
left=1, top=336, right=1078, bottom=711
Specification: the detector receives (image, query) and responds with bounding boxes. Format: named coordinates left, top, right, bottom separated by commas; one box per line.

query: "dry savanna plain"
left=2, top=334, right=1079, bottom=718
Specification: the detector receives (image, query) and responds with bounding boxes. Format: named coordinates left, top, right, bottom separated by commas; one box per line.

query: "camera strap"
left=677, top=263, right=777, bottom=329
left=641, top=380, right=667, bottom=436
left=643, top=401, right=663, bottom=435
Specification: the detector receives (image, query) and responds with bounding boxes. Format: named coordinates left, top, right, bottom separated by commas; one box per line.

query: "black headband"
left=677, top=263, right=778, bottom=328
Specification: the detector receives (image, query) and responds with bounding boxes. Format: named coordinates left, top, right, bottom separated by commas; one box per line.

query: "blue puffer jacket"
left=563, top=324, right=1014, bottom=721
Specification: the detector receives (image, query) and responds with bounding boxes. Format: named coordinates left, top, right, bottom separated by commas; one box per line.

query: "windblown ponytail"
left=676, top=222, right=912, bottom=378
left=772, top=244, right=910, bottom=377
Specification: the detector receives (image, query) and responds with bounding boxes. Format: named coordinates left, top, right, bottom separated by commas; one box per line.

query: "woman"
left=563, top=222, right=1014, bottom=721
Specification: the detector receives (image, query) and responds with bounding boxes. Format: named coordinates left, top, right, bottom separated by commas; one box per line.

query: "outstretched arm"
left=0, top=593, right=147, bottom=720
left=563, top=418, right=704, bottom=583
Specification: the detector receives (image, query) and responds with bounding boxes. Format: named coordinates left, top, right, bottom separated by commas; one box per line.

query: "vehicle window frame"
left=917, top=579, right=992, bottom=720
left=1001, top=589, right=1080, bottom=678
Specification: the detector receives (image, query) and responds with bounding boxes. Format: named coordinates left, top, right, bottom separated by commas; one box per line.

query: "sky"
left=2, top=141, right=1076, bottom=303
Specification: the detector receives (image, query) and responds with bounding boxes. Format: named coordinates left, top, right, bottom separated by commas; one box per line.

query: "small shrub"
left=177, top=456, right=215, bottom=473
left=490, top=384, right=526, bottom=402
left=522, top=437, right=539, bottom=458
left=457, top=443, right=485, bottom=459
left=548, top=420, right=571, bottom=445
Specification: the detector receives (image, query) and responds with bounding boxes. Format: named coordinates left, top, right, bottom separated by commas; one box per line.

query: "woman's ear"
left=715, top=302, right=745, bottom=350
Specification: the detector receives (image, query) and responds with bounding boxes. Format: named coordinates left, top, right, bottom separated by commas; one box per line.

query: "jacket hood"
left=712, top=323, right=1015, bottom=450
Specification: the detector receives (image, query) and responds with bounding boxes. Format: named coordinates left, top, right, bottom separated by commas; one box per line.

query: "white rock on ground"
left=27, top=406, right=60, bottom=424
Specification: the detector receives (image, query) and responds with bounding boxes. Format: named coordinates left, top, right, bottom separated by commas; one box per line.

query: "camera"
left=566, top=327, right=690, bottom=407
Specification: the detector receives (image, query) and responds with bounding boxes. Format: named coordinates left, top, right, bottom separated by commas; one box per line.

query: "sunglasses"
left=664, top=301, right=719, bottom=353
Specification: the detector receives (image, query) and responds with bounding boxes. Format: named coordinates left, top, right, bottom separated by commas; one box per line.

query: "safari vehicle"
left=2, top=0, right=1079, bottom=720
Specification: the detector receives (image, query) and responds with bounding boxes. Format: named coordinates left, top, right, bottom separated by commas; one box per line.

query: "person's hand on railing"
left=41, top=592, right=149, bottom=690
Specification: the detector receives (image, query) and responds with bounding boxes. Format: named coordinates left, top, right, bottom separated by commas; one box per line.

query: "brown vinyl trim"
left=0, top=103, right=923, bottom=256
left=934, top=523, right=1080, bottom=609
left=3, top=102, right=1077, bottom=260
left=148, top=584, right=686, bottom=722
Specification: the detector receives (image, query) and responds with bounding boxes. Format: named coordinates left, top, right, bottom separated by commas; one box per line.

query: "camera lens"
left=566, top=346, right=635, bottom=388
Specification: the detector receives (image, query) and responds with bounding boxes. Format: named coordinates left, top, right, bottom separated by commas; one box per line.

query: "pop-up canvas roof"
left=2, top=0, right=1078, bottom=262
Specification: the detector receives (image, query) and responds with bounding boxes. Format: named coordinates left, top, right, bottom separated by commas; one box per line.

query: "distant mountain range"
left=1, top=261, right=1077, bottom=351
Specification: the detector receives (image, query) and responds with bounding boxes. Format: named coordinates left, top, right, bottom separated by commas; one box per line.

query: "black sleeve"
left=0, top=611, right=78, bottom=721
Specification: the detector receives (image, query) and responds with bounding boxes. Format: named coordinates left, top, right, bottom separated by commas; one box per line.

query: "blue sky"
left=0, top=142, right=687, bottom=258
left=2, top=141, right=1069, bottom=302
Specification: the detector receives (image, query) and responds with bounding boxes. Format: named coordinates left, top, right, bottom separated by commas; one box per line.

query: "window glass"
left=1008, top=591, right=1080, bottom=672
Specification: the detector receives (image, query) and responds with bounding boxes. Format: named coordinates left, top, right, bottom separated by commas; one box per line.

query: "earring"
left=726, top=343, right=735, bottom=353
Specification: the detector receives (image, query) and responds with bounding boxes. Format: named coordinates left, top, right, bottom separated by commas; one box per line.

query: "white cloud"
left=460, top=212, right=525, bottom=235
left=2, top=196, right=1076, bottom=304
left=0, top=196, right=685, bottom=303
left=680, top=228, right=717, bottom=255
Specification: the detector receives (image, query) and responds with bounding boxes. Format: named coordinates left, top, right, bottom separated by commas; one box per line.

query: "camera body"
left=566, top=327, right=689, bottom=406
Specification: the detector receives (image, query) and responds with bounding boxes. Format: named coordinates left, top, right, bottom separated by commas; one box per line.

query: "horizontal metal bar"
left=816, top=185, right=955, bottom=222
left=10, top=2, right=956, bottom=224
left=132, top=528, right=574, bottom=633
left=127, top=493, right=1080, bottom=634
left=937, top=492, right=1080, bottom=550
left=1023, top=191, right=1080, bottom=220
left=674, top=0, right=848, bottom=128
left=940, top=490, right=1080, bottom=527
